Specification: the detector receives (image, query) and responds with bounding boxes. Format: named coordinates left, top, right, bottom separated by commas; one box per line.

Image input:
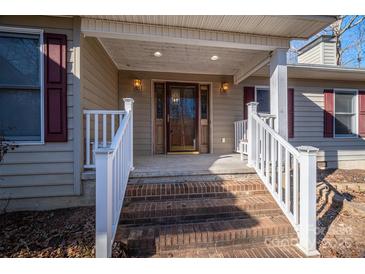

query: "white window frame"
left=255, top=85, right=270, bottom=114
left=0, top=25, right=44, bottom=145
left=333, top=88, right=359, bottom=139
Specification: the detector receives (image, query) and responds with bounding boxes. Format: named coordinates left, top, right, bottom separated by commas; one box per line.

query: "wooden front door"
left=166, top=83, right=199, bottom=152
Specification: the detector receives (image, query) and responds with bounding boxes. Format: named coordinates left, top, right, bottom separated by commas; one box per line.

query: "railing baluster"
left=293, top=157, right=299, bottom=224
left=111, top=114, right=115, bottom=139
left=94, top=114, right=99, bottom=150
left=285, top=149, right=290, bottom=212
left=277, top=143, right=283, bottom=201
left=103, top=114, right=107, bottom=148
left=86, top=113, right=91, bottom=166
left=260, top=125, right=264, bottom=174
left=265, top=129, right=270, bottom=180
left=271, top=137, right=276, bottom=191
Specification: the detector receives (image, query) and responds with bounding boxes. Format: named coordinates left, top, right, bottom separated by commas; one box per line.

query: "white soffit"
left=83, top=15, right=336, bottom=39
left=99, top=37, right=269, bottom=75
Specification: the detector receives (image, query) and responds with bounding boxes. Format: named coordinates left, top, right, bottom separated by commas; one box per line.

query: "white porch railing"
left=84, top=110, right=126, bottom=168
left=247, top=102, right=319, bottom=256
left=234, top=120, right=247, bottom=154
left=234, top=115, right=275, bottom=156
left=93, top=98, right=134, bottom=258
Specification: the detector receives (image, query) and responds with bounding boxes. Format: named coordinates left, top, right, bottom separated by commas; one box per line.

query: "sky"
left=289, top=16, right=365, bottom=68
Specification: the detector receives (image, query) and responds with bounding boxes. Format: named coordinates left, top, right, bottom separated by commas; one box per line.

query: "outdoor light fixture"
left=220, top=82, right=229, bottom=93
left=133, top=79, right=142, bottom=91
left=210, top=55, right=219, bottom=61
left=154, top=51, right=162, bottom=57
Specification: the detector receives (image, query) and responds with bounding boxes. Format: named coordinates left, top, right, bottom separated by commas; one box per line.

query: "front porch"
left=131, top=153, right=253, bottom=178
left=78, top=16, right=331, bottom=258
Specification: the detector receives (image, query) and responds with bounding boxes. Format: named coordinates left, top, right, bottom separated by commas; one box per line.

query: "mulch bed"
left=0, top=206, right=126, bottom=258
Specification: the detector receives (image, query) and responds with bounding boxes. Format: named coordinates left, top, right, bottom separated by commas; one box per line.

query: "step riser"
left=125, top=180, right=269, bottom=202
left=126, top=232, right=298, bottom=256
left=157, top=234, right=298, bottom=253
left=121, top=208, right=283, bottom=226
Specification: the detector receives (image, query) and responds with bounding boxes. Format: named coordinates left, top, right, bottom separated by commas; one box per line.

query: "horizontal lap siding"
left=289, top=83, right=365, bottom=168
left=0, top=16, right=77, bottom=199
left=80, top=36, right=118, bottom=110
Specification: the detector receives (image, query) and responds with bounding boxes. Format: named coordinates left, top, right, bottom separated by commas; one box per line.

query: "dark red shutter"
left=288, top=88, right=294, bottom=138
left=323, top=89, right=334, bottom=138
left=359, top=90, right=365, bottom=137
left=44, top=33, right=67, bottom=142
left=243, top=86, right=255, bottom=119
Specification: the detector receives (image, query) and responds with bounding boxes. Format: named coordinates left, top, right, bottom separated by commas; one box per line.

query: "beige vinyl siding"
left=298, top=44, right=322, bottom=64
left=118, top=70, right=240, bottom=155
left=288, top=78, right=365, bottom=169
left=323, top=42, right=337, bottom=65
left=80, top=36, right=118, bottom=110
left=0, top=16, right=78, bottom=199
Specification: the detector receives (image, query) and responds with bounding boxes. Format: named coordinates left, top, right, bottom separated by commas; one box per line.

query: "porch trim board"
left=81, top=18, right=290, bottom=53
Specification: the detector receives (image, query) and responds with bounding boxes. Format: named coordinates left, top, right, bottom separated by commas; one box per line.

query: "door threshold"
left=167, top=151, right=200, bottom=155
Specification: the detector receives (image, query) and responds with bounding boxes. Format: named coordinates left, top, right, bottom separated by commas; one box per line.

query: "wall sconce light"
left=133, top=79, right=142, bottom=91
left=220, top=82, right=229, bottom=93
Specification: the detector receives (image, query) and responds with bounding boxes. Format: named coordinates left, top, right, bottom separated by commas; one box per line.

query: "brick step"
left=120, top=194, right=282, bottom=226
left=115, top=215, right=298, bottom=257
left=124, top=179, right=268, bottom=202
left=153, top=244, right=305, bottom=258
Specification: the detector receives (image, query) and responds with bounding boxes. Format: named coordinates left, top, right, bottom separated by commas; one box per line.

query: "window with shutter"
left=358, top=90, right=365, bottom=137
left=44, top=33, right=67, bottom=142
left=0, top=28, right=43, bottom=143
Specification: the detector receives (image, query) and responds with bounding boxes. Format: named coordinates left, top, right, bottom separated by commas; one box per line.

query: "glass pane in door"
left=169, top=86, right=197, bottom=151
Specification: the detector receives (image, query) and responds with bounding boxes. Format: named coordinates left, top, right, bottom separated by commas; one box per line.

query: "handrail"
left=252, top=114, right=300, bottom=158
left=94, top=98, right=134, bottom=258
left=247, top=101, right=319, bottom=256
left=83, top=110, right=126, bottom=168
left=233, top=120, right=247, bottom=154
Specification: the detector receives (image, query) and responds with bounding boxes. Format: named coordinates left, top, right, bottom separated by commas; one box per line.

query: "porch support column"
left=270, top=48, right=288, bottom=139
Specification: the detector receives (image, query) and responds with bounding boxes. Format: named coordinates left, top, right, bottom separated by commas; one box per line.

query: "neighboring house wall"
left=298, top=41, right=337, bottom=66
left=0, top=16, right=81, bottom=203
left=118, top=70, right=242, bottom=155
left=243, top=76, right=365, bottom=169
left=298, top=43, right=322, bottom=65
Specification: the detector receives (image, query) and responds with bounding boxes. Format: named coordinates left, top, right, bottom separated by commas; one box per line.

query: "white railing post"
left=297, top=145, right=319, bottom=257
left=247, top=102, right=258, bottom=167
left=95, top=148, right=114, bottom=258
left=123, top=98, right=134, bottom=170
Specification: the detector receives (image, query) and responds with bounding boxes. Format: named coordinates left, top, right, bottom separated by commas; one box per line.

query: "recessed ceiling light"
left=154, top=51, right=162, bottom=57
left=210, top=55, right=219, bottom=61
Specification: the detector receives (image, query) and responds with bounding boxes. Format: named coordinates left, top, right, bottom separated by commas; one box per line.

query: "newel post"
left=297, top=145, right=319, bottom=257
left=95, top=148, right=114, bottom=258
left=247, top=102, right=258, bottom=167
left=123, top=98, right=134, bottom=170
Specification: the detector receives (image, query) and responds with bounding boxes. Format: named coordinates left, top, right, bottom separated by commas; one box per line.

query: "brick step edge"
left=120, top=208, right=283, bottom=226
left=153, top=244, right=305, bottom=258
left=125, top=180, right=267, bottom=201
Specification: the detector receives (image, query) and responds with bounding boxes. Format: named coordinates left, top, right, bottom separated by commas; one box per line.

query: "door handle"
left=167, top=114, right=170, bottom=123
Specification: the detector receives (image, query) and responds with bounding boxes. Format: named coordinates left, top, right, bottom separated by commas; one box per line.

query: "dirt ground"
left=0, top=206, right=126, bottom=258
left=1, top=169, right=364, bottom=258
left=317, top=169, right=365, bottom=258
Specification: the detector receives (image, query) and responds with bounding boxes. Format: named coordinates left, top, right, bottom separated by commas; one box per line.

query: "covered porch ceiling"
left=98, top=37, right=269, bottom=75
left=81, top=15, right=336, bottom=83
